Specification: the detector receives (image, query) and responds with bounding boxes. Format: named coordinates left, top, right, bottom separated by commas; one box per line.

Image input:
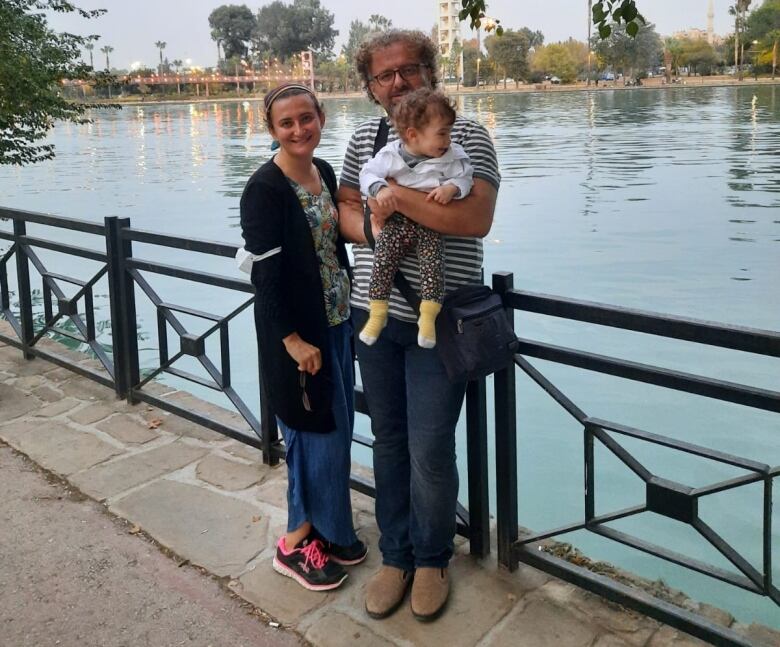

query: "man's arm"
left=377, top=177, right=497, bottom=238
left=336, top=185, right=368, bottom=244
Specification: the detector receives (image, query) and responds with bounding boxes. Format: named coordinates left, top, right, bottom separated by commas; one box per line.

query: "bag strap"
left=363, top=118, right=422, bottom=314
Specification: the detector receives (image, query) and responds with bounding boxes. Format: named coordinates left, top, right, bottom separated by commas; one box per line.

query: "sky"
left=49, top=0, right=740, bottom=71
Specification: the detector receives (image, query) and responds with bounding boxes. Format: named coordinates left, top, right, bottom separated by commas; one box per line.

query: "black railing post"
left=13, top=219, right=34, bottom=359
left=257, top=358, right=280, bottom=466
left=493, top=271, right=519, bottom=571
left=105, top=217, right=128, bottom=398
left=114, top=217, right=140, bottom=403
left=466, top=377, right=490, bottom=557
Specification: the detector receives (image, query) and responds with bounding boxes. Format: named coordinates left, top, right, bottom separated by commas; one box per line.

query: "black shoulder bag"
left=362, top=119, right=518, bottom=383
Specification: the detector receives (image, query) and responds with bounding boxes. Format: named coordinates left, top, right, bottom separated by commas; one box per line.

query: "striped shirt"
left=340, top=115, right=501, bottom=322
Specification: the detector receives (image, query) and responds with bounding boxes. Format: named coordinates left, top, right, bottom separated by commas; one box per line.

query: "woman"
left=239, top=83, right=366, bottom=592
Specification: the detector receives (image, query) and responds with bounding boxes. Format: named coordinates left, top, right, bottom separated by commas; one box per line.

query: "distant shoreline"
left=89, top=76, right=780, bottom=108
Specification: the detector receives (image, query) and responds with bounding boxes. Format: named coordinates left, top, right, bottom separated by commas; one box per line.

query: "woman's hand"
left=282, top=333, right=322, bottom=375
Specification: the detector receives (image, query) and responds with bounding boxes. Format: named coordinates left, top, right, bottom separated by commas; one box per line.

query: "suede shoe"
left=365, top=565, right=413, bottom=619
left=410, top=567, right=449, bottom=621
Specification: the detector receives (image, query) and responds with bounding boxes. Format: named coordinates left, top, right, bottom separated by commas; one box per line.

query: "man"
left=337, top=30, right=500, bottom=621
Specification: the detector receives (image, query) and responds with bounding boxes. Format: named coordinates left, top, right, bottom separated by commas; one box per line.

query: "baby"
left=358, top=88, right=474, bottom=348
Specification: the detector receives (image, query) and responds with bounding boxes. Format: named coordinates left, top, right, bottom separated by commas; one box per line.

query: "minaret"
left=707, top=0, right=715, bottom=44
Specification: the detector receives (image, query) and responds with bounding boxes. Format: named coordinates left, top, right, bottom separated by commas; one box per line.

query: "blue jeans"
left=352, top=308, right=467, bottom=570
left=276, top=320, right=358, bottom=547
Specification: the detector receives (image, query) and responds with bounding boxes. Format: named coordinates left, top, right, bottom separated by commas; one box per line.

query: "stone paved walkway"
left=1, top=326, right=777, bottom=647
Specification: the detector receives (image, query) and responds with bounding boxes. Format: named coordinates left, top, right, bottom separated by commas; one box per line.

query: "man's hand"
left=426, top=184, right=459, bottom=205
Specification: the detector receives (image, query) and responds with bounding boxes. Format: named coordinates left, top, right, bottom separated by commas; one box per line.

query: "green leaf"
left=592, top=4, right=605, bottom=22
left=599, top=23, right=612, bottom=39
left=458, top=9, right=469, bottom=21
left=626, top=21, right=639, bottom=37
left=624, top=5, right=638, bottom=22
left=496, top=25, right=504, bottom=36
left=613, top=7, right=623, bottom=21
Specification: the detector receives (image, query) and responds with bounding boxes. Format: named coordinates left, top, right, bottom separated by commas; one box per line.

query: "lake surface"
left=1, top=86, right=778, bottom=627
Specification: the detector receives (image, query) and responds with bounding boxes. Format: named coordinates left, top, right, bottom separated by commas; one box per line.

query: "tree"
left=100, top=44, right=113, bottom=71
left=519, top=27, right=544, bottom=48
left=85, top=42, right=95, bottom=69
left=531, top=43, right=579, bottom=83
left=592, top=21, right=662, bottom=80
left=368, top=14, right=392, bottom=32
left=155, top=40, right=166, bottom=74
left=485, top=30, right=530, bottom=85
left=678, top=38, right=719, bottom=76
left=209, top=4, right=256, bottom=62
left=255, top=0, right=337, bottom=61
left=1, top=0, right=106, bottom=165
left=746, top=0, right=780, bottom=77
left=730, top=1, right=753, bottom=77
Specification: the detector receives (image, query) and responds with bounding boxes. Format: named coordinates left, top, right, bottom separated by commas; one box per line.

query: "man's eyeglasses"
left=370, top=64, right=429, bottom=87
left=299, top=372, right=312, bottom=412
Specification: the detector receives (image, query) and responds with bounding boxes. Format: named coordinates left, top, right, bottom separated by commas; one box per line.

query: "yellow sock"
left=417, top=300, right=442, bottom=349
left=359, top=300, right=389, bottom=346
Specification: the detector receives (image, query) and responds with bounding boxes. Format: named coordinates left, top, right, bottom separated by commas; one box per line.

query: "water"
left=1, top=86, right=778, bottom=627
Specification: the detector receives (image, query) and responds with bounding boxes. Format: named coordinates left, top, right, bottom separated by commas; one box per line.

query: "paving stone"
left=224, top=440, right=265, bottom=462
left=566, top=588, right=657, bottom=643
left=141, top=408, right=227, bottom=443
left=70, top=441, right=208, bottom=500
left=0, top=420, right=122, bottom=476
left=486, top=595, right=601, bottom=647
left=160, top=390, right=249, bottom=430
left=741, top=622, right=780, bottom=647
left=256, top=474, right=290, bottom=510
left=110, top=479, right=266, bottom=578
left=592, top=635, right=634, bottom=647
left=646, top=625, right=711, bottom=646
left=0, top=384, right=41, bottom=420
left=96, top=414, right=160, bottom=445
left=59, top=377, right=117, bottom=401
left=347, top=550, right=517, bottom=647
left=33, top=397, right=81, bottom=418
left=12, top=375, right=45, bottom=392
left=304, top=611, right=395, bottom=647
left=30, top=384, right=65, bottom=402
left=195, top=453, right=266, bottom=491
left=238, top=556, right=332, bottom=624
left=68, top=403, right=116, bottom=425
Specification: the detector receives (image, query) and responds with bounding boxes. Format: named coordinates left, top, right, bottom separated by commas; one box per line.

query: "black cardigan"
left=240, top=157, right=351, bottom=433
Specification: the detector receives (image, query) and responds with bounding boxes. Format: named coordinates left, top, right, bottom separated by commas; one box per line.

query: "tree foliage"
left=255, top=0, right=337, bottom=61
left=209, top=4, right=256, bottom=61
left=485, top=30, right=530, bottom=83
left=592, top=21, right=662, bottom=76
left=677, top=38, right=720, bottom=75
left=0, top=0, right=105, bottom=165
left=458, top=0, right=645, bottom=39
left=531, top=43, right=579, bottom=83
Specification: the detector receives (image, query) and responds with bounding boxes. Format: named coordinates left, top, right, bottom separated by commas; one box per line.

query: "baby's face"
left=409, top=116, right=453, bottom=158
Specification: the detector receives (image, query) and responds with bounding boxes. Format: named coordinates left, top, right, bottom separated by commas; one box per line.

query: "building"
left=437, top=0, right=462, bottom=59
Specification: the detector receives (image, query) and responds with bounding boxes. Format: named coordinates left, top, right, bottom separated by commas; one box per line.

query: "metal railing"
left=2, top=208, right=777, bottom=645
left=491, top=272, right=779, bottom=646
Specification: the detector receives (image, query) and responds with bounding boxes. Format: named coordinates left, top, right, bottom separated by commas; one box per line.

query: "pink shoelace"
left=299, top=539, right=328, bottom=570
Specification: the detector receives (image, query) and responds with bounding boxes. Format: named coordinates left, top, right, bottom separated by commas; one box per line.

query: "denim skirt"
left=276, top=320, right=358, bottom=546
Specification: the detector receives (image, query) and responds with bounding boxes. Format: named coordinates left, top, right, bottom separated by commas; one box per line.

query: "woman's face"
left=268, top=93, right=325, bottom=158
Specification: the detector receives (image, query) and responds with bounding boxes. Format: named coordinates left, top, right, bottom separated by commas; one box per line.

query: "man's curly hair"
left=355, top=30, right=439, bottom=104
left=391, top=89, right=456, bottom=138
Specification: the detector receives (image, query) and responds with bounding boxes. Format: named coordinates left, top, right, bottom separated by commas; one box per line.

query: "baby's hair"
left=390, top=89, right=456, bottom=137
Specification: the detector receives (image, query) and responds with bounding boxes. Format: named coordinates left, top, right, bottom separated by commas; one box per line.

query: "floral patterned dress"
left=287, top=176, right=350, bottom=326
